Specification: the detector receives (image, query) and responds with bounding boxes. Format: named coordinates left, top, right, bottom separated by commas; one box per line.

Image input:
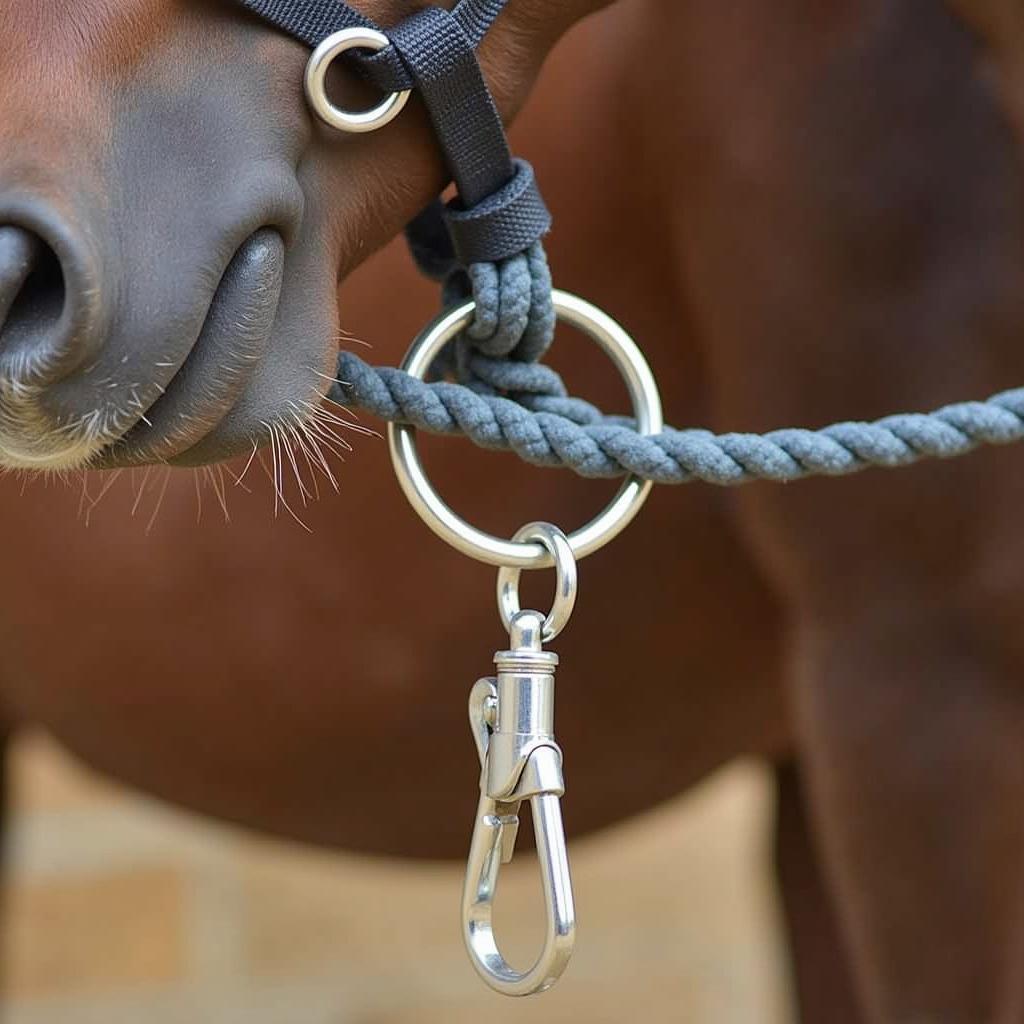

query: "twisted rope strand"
left=333, top=351, right=1024, bottom=485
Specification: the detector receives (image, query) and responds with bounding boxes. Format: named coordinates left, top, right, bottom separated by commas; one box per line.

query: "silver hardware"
left=497, top=522, right=577, bottom=643
left=388, top=290, right=665, bottom=569
left=304, top=28, right=411, bottom=134
left=463, top=579, right=576, bottom=995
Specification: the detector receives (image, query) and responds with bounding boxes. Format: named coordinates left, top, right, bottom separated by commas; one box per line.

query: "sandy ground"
left=2, top=733, right=793, bottom=1023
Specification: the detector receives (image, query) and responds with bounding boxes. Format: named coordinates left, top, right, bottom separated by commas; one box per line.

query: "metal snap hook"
left=304, top=28, right=411, bottom=134
left=388, top=290, right=665, bottom=569
left=463, top=609, right=575, bottom=997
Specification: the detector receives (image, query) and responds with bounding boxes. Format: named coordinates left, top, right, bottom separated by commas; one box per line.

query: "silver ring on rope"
left=304, top=28, right=411, bottom=134
left=497, top=523, right=577, bottom=642
left=388, top=290, right=665, bottom=569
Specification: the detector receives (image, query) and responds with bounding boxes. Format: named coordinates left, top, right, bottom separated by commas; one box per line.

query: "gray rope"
left=332, top=348, right=1024, bottom=485
left=431, top=241, right=556, bottom=388
left=460, top=242, right=555, bottom=362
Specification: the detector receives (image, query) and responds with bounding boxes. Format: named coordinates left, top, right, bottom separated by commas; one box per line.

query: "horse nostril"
left=0, top=225, right=65, bottom=335
left=0, top=228, right=37, bottom=321
left=0, top=218, right=95, bottom=386
left=0, top=225, right=69, bottom=384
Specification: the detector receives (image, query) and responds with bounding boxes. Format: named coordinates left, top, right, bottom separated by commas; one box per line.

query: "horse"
left=3, top=0, right=1024, bottom=1019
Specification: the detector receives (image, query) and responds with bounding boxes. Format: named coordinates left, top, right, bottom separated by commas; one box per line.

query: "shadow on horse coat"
left=3, top=1, right=1024, bottom=1021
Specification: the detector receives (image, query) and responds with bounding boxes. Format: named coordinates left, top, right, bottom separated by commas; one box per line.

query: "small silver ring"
left=497, top=524, right=577, bottom=642
left=304, top=28, right=411, bottom=134
left=387, top=290, right=665, bottom=569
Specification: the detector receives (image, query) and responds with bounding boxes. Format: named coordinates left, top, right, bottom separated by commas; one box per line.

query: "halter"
left=237, top=0, right=549, bottom=274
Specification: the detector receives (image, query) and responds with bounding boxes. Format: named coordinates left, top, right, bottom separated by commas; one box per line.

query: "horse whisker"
left=131, top=466, right=154, bottom=517
left=145, top=466, right=172, bottom=535
left=278, top=422, right=312, bottom=506
left=312, top=369, right=345, bottom=385
left=85, top=468, right=124, bottom=524
left=303, top=417, right=352, bottom=462
left=290, top=412, right=339, bottom=494
left=193, top=467, right=203, bottom=524
left=285, top=420, right=323, bottom=501
left=260, top=425, right=311, bottom=532
left=78, top=470, right=93, bottom=522
left=235, top=439, right=260, bottom=488
left=205, top=465, right=231, bottom=523
left=221, top=460, right=253, bottom=494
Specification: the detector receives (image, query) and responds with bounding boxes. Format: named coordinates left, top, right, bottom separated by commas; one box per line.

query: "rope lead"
left=333, top=351, right=1024, bottom=486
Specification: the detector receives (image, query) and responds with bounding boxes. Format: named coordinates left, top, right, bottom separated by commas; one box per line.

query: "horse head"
left=0, top=0, right=601, bottom=471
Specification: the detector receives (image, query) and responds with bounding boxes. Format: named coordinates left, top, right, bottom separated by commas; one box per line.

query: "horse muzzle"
left=0, top=186, right=295, bottom=471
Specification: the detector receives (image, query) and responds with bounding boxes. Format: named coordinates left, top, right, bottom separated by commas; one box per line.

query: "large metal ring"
left=497, top=523, right=578, bottom=642
left=387, top=290, right=665, bottom=569
left=304, top=28, right=411, bottom=134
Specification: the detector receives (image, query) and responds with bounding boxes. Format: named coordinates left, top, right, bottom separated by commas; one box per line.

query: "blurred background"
left=4, top=737, right=790, bottom=1023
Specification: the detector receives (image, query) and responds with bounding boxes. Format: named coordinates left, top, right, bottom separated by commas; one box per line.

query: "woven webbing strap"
left=236, top=0, right=509, bottom=87
left=236, top=0, right=550, bottom=267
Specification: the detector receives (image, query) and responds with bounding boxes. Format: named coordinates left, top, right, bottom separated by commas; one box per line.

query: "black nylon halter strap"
left=234, top=0, right=550, bottom=265
left=387, top=5, right=512, bottom=207
left=237, top=0, right=377, bottom=50
left=235, top=0, right=508, bottom=86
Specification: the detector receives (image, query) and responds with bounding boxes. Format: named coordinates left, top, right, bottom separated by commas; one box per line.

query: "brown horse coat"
left=3, top=1, right=1024, bottom=1020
